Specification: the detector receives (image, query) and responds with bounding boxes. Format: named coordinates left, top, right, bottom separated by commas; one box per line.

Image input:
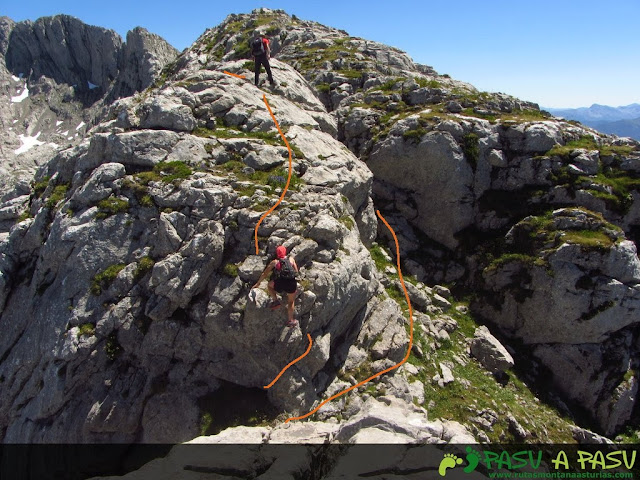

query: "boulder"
left=243, top=146, right=284, bottom=171
left=523, top=122, right=563, bottom=153
left=70, top=162, right=126, bottom=207
left=470, top=326, right=514, bottom=374
left=138, top=95, right=196, bottom=131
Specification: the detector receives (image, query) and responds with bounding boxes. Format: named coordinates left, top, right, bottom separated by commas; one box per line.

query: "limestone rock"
left=470, top=326, right=515, bottom=374
left=137, top=94, right=196, bottom=132
left=89, top=397, right=474, bottom=478
left=368, top=131, right=474, bottom=249
left=0, top=15, right=177, bottom=195
left=0, top=41, right=390, bottom=441
left=267, top=421, right=338, bottom=444
left=3, top=5, right=640, bottom=447
left=571, top=426, right=615, bottom=445
left=70, top=162, right=126, bottom=207
left=439, top=363, right=455, bottom=384
left=479, top=214, right=640, bottom=345
left=334, top=396, right=469, bottom=443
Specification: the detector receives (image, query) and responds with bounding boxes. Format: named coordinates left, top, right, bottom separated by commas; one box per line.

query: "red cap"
left=276, top=246, right=287, bottom=259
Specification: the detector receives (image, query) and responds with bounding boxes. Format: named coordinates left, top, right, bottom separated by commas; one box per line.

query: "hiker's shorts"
left=274, top=278, right=297, bottom=294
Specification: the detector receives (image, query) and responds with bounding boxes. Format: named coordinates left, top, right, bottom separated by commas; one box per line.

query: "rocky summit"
left=1, top=7, right=640, bottom=453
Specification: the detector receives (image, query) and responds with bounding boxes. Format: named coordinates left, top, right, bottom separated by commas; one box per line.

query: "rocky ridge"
left=0, top=7, right=639, bottom=449
left=193, top=8, right=640, bottom=439
left=0, top=25, right=472, bottom=443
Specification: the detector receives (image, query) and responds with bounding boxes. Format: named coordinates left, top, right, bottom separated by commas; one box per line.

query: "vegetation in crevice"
left=91, top=263, right=127, bottom=295
left=96, top=196, right=129, bottom=219
left=406, top=301, right=576, bottom=442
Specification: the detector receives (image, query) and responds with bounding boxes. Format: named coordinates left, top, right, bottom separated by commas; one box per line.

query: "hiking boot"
left=286, top=319, right=298, bottom=328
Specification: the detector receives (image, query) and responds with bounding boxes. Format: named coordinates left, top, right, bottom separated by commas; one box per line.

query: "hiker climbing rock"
left=250, top=31, right=275, bottom=87
left=252, top=245, right=299, bottom=327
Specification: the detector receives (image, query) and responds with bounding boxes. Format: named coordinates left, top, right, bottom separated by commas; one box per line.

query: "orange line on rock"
left=223, top=70, right=246, bottom=79
left=285, top=210, right=414, bottom=423
left=264, top=334, right=313, bottom=389
left=254, top=94, right=293, bottom=255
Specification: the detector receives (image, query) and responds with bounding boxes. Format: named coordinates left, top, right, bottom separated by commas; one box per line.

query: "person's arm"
left=291, top=257, right=299, bottom=273
left=265, top=40, right=271, bottom=59
left=253, top=261, right=275, bottom=288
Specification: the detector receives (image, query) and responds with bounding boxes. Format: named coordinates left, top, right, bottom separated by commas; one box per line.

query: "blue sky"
left=3, top=0, right=638, bottom=108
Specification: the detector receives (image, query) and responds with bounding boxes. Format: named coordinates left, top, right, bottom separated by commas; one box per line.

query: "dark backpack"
left=275, top=258, right=295, bottom=280
left=251, top=37, right=265, bottom=56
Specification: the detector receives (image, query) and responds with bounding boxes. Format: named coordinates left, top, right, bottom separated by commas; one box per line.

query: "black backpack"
left=251, top=37, right=265, bottom=56
left=275, top=258, right=295, bottom=280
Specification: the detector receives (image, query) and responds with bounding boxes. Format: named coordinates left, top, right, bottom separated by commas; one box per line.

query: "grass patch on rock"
left=547, top=135, right=636, bottom=159
left=134, top=257, right=155, bottom=279
left=416, top=78, right=442, bottom=89
left=368, top=243, right=394, bottom=272
left=33, top=176, right=50, bottom=198
left=77, top=323, right=95, bottom=338
left=91, top=263, right=126, bottom=295
left=462, top=133, right=480, bottom=169
left=222, top=263, right=239, bottom=277
left=220, top=161, right=304, bottom=193
left=195, top=126, right=304, bottom=159
left=154, top=161, right=193, bottom=183
left=45, top=184, right=70, bottom=209
left=562, top=230, right=615, bottom=250
left=485, top=253, right=548, bottom=273
left=96, top=196, right=130, bottom=219
left=402, top=127, right=426, bottom=142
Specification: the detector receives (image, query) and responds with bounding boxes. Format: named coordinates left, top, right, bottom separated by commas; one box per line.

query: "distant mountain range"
left=546, top=103, right=640, bottom=140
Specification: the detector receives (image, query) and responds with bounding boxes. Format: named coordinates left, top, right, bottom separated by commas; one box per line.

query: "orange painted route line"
left=254, top=94, right=293, bottom=254
left=264, top=334, right=313, bottom=389
left=285, top=210, right=414, bottom=423
left=223, top=70, right=246, bottom=79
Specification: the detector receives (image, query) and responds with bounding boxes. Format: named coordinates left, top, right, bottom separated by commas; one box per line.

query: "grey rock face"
left=329, top=40, right=640, bottom=436
left=475, top=209, right=640, bottom=434
left=2, top=6, right=640, bottom=446
left=479, top=210, right=640, bottom=346
left=0, top=17, right=15, bottom=55
left=5, top=15, right=177, bottom=99
left=0, top=48, right=410, bottom=443
left=113, top=27, right=179, bottom=99
left=368, top=130, right=474, bottom=250
left=0, top=15, right=178, bottom=196
left=5, top=15, right=122, bottom=90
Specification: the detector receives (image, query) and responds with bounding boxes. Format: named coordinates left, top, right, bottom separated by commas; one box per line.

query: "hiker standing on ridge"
left=252, top=246, right=299, bottom=327
left=250, top=31, right=275, bottom=87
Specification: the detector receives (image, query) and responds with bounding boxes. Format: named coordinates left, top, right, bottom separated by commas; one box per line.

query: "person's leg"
left=286, top=291, right=296, bottom=323
left=264, top=58, right=274, bottom=85
left=254, top=56, right=261, bottom=86
left=267, top=280, right=278, bottom=301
